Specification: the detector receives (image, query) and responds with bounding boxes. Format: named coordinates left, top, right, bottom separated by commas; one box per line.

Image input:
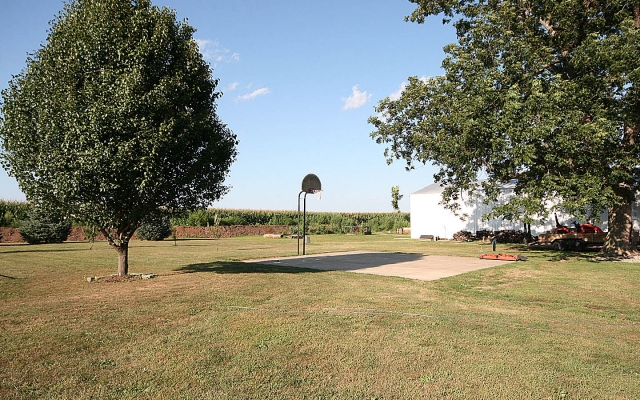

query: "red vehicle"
left=530, top=215, right=609, bottom=251
left=554, top=222, right=604, bottom=235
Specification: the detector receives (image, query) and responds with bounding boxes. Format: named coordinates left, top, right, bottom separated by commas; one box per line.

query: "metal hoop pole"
left=303, top=192, right=308, bottom=255
left=297, top=191, right=304, bottom=255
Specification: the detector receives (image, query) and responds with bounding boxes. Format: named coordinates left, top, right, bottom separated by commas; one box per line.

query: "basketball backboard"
left=301, top=173, right=321, bottom=194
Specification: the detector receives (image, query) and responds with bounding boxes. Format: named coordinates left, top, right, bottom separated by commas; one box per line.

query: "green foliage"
left=308, top=224, right=330, bottom=235
left=82, top=224, right=99, bottom=249
left=184, top=209, right=212, bottom=227
left=135, top=214, right=172, bottom=241
left=171, top=208, right=410, bottom=234
left=391, top=186, right=403, bottom=212
left=267, top=214, right=297, bottom=226
left=219, top=215, right=246, bottom=226
left=0, top=200, right=30, bottom=228
left=370, top=0, right=640, bottom=253
left=0, top=0, right=237, bottom=273
left=19, top=207, right=71, bottom=244
left=329, top=214, right=344, bottom=233
left=0, top=203, right=412, bottom=235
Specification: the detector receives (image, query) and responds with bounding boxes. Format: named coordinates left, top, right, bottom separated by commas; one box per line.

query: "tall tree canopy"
left=0, top=0, right=238, bottom=274
left=370, top=0, right=640, bottom=254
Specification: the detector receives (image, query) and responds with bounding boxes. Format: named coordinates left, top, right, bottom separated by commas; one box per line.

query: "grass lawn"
left=1, top=234, right=639, bottom=399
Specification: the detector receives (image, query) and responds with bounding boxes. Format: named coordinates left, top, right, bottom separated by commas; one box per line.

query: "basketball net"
left=312, top=189, right=322, bottom=200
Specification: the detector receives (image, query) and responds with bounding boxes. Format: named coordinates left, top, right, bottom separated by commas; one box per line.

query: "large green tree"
left=370, top=0, right=640, bottom=255
left=0, top=0, right=238, bottom=274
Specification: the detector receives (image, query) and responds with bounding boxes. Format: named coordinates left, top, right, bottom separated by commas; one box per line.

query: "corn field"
left=0, top=200, right=31, bottom=228
left=0, top=201, right=410, bottom=234
left=170, top=209, right=410, bottom=234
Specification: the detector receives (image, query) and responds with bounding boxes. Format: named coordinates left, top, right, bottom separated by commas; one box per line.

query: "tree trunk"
left=101, top=228, right=135, bottom=277
left=603, top=201, right=634, bottom=256
left=115, top=241, right=129, bottom=277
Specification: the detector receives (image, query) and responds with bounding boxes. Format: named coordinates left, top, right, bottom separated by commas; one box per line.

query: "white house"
left=408, top=182, right=639, bottom=239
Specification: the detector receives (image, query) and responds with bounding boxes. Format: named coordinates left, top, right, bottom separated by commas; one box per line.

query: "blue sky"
left=0, top=0, right=456, bottom=212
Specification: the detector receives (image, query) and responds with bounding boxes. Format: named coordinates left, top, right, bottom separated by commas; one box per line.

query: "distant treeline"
left=0, top=201, right=409, bottom=233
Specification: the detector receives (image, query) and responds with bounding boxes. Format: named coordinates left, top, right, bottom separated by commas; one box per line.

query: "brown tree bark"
left=115, top=241, right=129, bottom=277
left=101, top=227, right=133, bottom=277
left=604, top=201, right=634, bottom=256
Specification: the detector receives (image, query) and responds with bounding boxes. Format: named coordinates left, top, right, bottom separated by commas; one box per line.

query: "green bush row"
left=0, top=202, right=411, bottom=234
left=0, top=200, right=31, bottom=228
left=170, top=209, right=410, bottom=233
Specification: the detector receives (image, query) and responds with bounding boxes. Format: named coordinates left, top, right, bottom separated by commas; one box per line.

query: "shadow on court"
left=175, top=261, right=324, bottom=275
left=246, top=251, right=514, bottom=281
left=249, top=252, right=424, bottom=271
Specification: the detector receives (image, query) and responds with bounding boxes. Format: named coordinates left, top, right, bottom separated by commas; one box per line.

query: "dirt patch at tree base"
left=86, top=273, right=156, bottom=283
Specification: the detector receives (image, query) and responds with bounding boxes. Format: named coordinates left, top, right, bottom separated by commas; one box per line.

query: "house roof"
left=411, top=183, right=444, bottom=195
left=411, top=180, right=518, bottom=196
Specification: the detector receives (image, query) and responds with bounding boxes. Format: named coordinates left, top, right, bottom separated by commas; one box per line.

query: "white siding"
left=409, top=183, right=633, bottom=239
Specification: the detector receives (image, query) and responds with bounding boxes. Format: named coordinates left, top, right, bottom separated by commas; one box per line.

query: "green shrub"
left=136, top=214, right=172, bottom=241
left=185, top=209, right=209, bottom=226
left=219, top=215, right=246, bottom=226
left=268, top=214, right=297, bottom=226
left=329, top=214, right=343, bottom=233
left=170, top=208, right=410, bottom=233
left=0, top=201, right=31, bottom=227
left=169, top=211, right=189, bottom=226
left=79, top=224, right=99, bottom=249
left=19, top=207, right=71, bottom=244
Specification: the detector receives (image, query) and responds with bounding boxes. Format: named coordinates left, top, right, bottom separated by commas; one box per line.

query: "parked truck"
left=527, top=215, right=638, bottom=251
left=531, top=231, right=607, bottom=251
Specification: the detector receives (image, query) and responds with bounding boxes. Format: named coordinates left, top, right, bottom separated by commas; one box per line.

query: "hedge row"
left=0, top=200, right=31, bottom=228
left=170, top=209, right=410, bottom=233
left=0, top=201, right=411, bottom=234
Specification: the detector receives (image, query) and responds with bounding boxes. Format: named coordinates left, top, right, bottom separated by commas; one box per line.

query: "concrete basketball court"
left=247, top=251, right=515, bottom=281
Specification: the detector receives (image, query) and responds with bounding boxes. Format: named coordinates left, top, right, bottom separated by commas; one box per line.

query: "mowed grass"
left=1, top=234, right=639, bottom=399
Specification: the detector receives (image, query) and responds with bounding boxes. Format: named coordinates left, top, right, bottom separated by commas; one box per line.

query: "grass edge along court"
left=1, top=234, right=639, bottom=399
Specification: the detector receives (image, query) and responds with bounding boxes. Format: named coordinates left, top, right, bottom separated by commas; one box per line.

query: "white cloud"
left=195, top=39, right=215, bottom=58
left=386, top=77, right=434, bottom=102
left=342, top=85, right=372, bottom=110
left=195, top=39, right=240, bottom=64
left=389, top=82, right=407, bottom=101
left=226, top=82, right=239, bottom=91
left=235, top=87, right=271, bottom=102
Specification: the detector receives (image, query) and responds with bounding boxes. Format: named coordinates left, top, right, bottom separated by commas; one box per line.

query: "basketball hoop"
left=298, top=173, right=322, bottom=255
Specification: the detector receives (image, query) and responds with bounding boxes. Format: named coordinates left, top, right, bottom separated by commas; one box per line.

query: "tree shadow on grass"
left=506, top=244, right=602, bottom=262
left=175, top=261, right=325, bottom=275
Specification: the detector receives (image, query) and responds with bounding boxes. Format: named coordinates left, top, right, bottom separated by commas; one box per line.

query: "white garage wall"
left=410, top=187, right=467, bottom=239
left=409, top=183, right=631, bottom=239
